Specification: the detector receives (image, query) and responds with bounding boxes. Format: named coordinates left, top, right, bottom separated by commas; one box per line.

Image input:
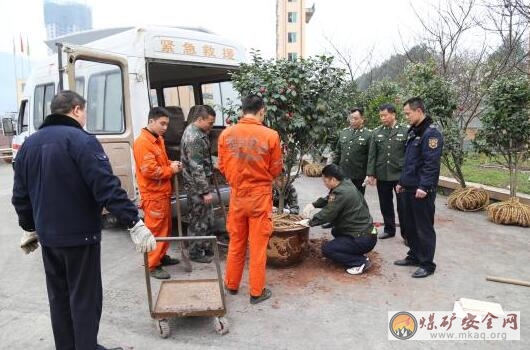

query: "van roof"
left=45, top=26, right=217, bottom=52
left=43, top=25, right=245, bottom=66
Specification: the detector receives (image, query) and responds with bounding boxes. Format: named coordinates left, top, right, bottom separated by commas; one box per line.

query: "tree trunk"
left=510, top=159, right=518, bottom=198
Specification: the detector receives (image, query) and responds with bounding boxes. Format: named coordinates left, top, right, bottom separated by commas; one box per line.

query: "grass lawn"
left=440, top=154, right=530, bottom=195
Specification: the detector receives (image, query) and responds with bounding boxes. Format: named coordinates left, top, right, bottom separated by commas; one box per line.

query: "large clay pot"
left=266, top=225, right=310, bottom=267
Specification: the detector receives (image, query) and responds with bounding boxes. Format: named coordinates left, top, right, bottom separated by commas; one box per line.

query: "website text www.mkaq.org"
left=429, top=331, right=508, bottom=340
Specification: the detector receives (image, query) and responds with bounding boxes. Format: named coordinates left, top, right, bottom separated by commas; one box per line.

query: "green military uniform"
left=334, top=127, right=371, bottom=194
left=367, top=123, right=408, bottom=239
left=309, top=179, right=373, bottom=236
left=308, top=179, right=377, bottom=268
left=367, top=124, right=408, bottom=181
left=181, top=123, right=214, bottom=259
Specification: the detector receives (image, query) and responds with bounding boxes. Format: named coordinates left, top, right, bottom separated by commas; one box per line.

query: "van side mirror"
left=2, top=118, right=16, bottom=136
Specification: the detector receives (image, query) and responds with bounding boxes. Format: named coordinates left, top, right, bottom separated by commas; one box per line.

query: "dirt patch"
left=267, top=237, right=382, bottom=291
left=435, top=215, right=455, bottom=225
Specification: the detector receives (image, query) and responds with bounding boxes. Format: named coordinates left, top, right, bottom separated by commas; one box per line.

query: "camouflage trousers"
left=186, top=191, right=215, bottom=257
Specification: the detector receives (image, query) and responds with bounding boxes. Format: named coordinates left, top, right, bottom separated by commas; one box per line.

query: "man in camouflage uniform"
left=181, top=105, right=216, bottom=263
left=334, top=107, right=371, bottom=195
left=367, top=103, right=409, bottom=242
left=272, top=177, right=299, bottom=214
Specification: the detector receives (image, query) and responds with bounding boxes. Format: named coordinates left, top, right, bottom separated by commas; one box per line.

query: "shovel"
left=211, top=171, right=228, bottom=248
left=173, top=174, right=192, bottom=272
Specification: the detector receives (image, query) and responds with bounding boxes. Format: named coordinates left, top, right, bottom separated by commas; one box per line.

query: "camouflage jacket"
left=181, top=124, right=213, bottom=194
left=272, top=183, right=299, bottom=214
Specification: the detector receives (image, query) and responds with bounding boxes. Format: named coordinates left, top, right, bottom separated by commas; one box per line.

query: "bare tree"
left=410, top=0, right=529, bottom=187
left=323, top=35, right=376, bottom=81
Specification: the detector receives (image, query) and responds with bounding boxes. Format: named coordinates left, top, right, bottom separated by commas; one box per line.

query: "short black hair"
left=148, top=107, right=170, bottom=121
left=242, top=94, right=265, bottom=115
left=378, top=103, right=396, bottom=114
left=321, top=164, right=345, bottom=181
left=195, top=105, right=217, bottom=120
left=350, top=107, right=364, bottom=116
left=403, top=97, right=425, bottom=113
left=51, top=90, right=86, bottom=115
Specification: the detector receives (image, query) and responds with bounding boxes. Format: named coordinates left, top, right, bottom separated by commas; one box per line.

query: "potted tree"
left=228, top=51, right=350, bottom=266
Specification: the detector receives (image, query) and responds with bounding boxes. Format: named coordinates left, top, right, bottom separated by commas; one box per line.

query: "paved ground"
left=0, top=161, right=528, bottom=349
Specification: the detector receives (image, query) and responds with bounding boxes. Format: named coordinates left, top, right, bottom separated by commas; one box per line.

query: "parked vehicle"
left=11, top=25, right=245, bottom=228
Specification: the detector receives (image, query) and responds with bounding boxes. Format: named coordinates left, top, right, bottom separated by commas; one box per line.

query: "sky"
left=0, top=0, right=438, bottom=67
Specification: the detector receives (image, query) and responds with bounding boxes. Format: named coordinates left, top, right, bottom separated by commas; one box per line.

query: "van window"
left=87, top=68, right=125, bottom=134
left=75, top=77, right=85, bottom=97
left=201, top=81, right=240, bottom=126
left=18, top=99, right=29, bottom=133
left=33, top=83, right=55, bottom=129
left=163, top=85, right=195, bottom=119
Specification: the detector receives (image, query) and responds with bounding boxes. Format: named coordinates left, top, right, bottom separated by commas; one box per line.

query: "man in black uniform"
left=12, top=91, right=156, bottom=350
left=395, top=97, right=443, bottom=278
left=299, top=164, right=377, bottom=275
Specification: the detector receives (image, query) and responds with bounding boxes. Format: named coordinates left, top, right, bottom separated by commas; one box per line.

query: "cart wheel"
left=214, top=316, right=229, bottom=335
left=157, top=319, right=170, bottom=338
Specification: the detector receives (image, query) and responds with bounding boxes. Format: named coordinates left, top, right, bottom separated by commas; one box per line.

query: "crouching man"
left=299, top=164, right=377, bottom=275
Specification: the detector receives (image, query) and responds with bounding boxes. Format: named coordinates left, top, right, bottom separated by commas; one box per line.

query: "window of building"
left=87, top=68, right=125, bottom=134
left=288, top=52, right=298, bottom=61
left=288, top=0, right=297, bottom=2
left=288, top=12, right=298, bottom=23
left=288, top=32, right=297, bottom=43
left=33, top=83, right=55, bottom=129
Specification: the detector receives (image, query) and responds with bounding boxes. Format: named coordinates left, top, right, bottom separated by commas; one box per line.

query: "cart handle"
left=154, top=236, right=217, bottom=242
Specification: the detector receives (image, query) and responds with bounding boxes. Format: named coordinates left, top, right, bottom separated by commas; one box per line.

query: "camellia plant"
left=228, top=51, right=351, bottom=211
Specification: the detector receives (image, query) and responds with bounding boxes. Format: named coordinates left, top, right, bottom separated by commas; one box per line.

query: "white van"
left=12, top=26, right=244, bottom=226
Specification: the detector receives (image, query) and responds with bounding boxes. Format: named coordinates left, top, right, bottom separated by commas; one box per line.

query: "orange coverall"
left=133, top=128, right=173, bottom=270
left=218, top=117, right=283, bottom=297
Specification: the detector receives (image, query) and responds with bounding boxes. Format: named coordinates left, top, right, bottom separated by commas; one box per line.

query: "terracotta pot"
left=267, top=225, right=310, bottom=268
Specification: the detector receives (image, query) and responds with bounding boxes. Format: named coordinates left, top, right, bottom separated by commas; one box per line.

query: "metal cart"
left=143, top=236, right=229, bottom=338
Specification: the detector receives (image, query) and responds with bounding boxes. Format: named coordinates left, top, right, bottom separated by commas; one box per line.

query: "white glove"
left=20, top=231, right=39, bottom=254
left=129, top=220, right=157, bottom=253
left=295, top=219, right=310, bottom=227
left=283, top=208, right=291, bottom=214
left=301, top=204, right=315, bottom=219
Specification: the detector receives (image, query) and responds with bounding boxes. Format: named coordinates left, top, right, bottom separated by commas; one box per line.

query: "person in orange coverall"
left=133, top=107, right=182, bottom=280
left=218, top=95, right=283, bottom=305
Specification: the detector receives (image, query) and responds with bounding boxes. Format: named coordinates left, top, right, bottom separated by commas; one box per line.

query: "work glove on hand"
left=294, top=219, right=310, bottom=227
left=20, top=231, right=39, bottom=254
left=301, top=204, right=315, bottom=219
left=129, top=220, right=157, bottom=253
left=283, top=208, right=290, bottom=214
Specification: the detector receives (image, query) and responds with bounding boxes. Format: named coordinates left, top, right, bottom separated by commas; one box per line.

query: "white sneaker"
left=346, top=260, right=372, bottom=275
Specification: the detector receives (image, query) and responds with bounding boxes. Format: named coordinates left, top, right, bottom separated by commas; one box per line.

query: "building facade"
left=44, top=0, right=92, bottom=40
left=276, top=0, right=315, bottom=60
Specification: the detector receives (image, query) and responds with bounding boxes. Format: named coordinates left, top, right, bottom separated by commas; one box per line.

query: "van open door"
left=65, top=45, right=136, bottom=200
